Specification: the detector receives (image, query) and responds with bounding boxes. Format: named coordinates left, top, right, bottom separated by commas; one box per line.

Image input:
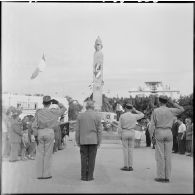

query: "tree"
left=177, top=94, right=193, bottom=121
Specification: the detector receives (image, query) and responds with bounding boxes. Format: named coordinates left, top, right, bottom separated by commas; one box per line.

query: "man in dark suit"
left=171, top=117, right=179, bottom=153
left=75, top=100, right=102, bottom=181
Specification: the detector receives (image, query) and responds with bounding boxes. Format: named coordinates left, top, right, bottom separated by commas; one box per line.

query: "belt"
left=156, top=127, right=171, bottom=130
left=122, top=128, right=134, bottom=131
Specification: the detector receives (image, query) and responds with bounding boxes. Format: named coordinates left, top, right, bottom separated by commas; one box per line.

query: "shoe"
left=28, top=156, right=35, bottom=160
left=87, top=177, right=94, bottom=181
left=129, top=167, right=133, bottom=171
left=120, top=167, right=129, bottom=171
left=164, top=179, right=170, bottom=183
left=81, top=178, right=87, bottom=181
left=154, top=178, right=165, bottom=182
left=9, top=160, right=18, bottom=162
left=37, top=176, right=52, bottom=179
left=9, top=157, right=20, bottom=162
left=21, top=157, right=28, bottom=161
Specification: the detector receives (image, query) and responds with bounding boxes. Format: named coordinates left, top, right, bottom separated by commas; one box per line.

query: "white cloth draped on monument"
left=31, top=53, right=46, bottom=79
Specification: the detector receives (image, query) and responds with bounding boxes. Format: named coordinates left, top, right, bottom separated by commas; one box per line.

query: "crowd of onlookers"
left=2, top=105, right=193, bottom=162
left=2, top=107, right=70, bottom=162
left=171, top=117, right=193, bottom=156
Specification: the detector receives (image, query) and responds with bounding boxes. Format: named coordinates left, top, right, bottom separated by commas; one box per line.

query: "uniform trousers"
left=155, top=129, right=173, bottom=180
left=121, top=130, right=135, bottom=168
left=36, top=128, right=54, bottom=178
left=80, top=144, right=98, bottom=180
left=10, top=142, right=21, bottom=161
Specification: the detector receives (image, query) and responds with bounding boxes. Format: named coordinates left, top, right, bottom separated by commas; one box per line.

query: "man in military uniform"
left=149, top=96, right=184, bottom=183
left=118, top=103, right=144, bottom=171
left=32, top=96, right=66, bottom=179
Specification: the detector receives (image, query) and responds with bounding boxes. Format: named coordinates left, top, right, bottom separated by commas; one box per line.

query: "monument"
left=93, top=36, right=104, bottom=111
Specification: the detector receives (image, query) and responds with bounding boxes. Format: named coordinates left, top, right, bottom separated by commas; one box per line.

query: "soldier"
left=149, top=96, right=184, bottom=183
left=9, top=109, right=23, bottom=162
left=118, top=103, right=144, bottom=171
left=32, top=96, right=66, bottom=179
left=75, top=100, right=102, bottom=181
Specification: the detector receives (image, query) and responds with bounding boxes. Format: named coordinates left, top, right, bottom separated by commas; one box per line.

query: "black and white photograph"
left=1, top=1, right=193, bottom=194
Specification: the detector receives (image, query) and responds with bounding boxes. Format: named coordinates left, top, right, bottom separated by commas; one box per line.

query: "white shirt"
left=178, top=123, right=186, bottom=133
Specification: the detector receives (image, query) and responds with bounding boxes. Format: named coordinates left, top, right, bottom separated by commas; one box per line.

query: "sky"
left=2, top=2, right=193, bottom=104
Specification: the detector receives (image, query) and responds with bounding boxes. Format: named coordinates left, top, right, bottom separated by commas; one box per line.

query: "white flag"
left=31, top=53, right=46, bottom=79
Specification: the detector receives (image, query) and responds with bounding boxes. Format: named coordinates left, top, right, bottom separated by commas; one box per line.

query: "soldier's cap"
left=159, top=95, right=168, bottom=103
left=43, top=95, right=51, bottom=103
left=125, top=103, right=133, bottom=109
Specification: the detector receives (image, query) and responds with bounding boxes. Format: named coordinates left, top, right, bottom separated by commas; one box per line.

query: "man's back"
left=119, top=112, right=144, bottom=130
left=153, top=106, right=182, bottom=129
left=76, top=110, right=102, bottom=145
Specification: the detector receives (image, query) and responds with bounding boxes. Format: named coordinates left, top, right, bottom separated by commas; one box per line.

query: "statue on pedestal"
left=93, top=36, right=104, bottom=111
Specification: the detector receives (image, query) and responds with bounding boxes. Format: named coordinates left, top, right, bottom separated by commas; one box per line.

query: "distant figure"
left=32, top=96, right=66, bottom=179
left=185, top=118, right=193, bottom=156
left=118, top=103, right=144, bottom=171
left=149, top=96, right=184, bottom=183
left=21, top=127, right=30, bottom=160
left=177, top=117, right=186, bottom=154
left=59, top=116, right=69, bottom=146
left=145, top=118, right=151, bottom=147
left=171, top=117, right=179, bottom=153
left=134, top=123, right=143, bottom=148
left=9, top=109, right=23, bottom=162
left=2, top=109, right=11, bottom=158
left=116, top=101, right=123, bottom=121
left=75, top=100, right=102, bottom=181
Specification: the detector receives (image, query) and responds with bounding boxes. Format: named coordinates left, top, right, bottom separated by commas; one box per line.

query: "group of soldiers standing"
left=2, top=94, right=192, bottom=184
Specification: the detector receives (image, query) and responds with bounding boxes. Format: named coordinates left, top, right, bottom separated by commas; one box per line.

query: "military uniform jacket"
left=32, top=107, right=65, bottom=135
left=149, top=105, right=184, bottom=135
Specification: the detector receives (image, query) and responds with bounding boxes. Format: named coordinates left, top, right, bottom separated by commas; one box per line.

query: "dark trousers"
left=80, top=144, right=98, bottom=180
left=178, top=133, right=185, bottom=154
left=145, top=130, right=151, bottom=147
left=172, top=135, right=178, bottom=152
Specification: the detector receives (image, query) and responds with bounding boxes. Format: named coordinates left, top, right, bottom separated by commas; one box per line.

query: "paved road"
left=2, top=140, right=193, bottom=194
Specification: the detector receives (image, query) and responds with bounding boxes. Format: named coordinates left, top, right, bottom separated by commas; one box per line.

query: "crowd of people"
left=172, top=116, right=193, bottom=156
left=2, top=101, right=70, bottom=164
left=2, top=95, right=193, bottom=183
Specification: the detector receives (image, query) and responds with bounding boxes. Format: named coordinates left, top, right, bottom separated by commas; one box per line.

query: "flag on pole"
left=31, top=53, right=46, bottom=79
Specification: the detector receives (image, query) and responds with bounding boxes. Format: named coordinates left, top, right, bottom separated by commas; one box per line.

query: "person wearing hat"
left=149, top=95, right=184, bottom=183
left=9, top=108, right=23, bottom=162
left=32, top=95, right=66, bottom=179
left=118, top=103, right=144, bottom=171
left=75, top=100, right=102, bottom=181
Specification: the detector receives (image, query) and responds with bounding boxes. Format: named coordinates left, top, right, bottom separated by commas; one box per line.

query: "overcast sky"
left=2, top=2, right=193, bottom=103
